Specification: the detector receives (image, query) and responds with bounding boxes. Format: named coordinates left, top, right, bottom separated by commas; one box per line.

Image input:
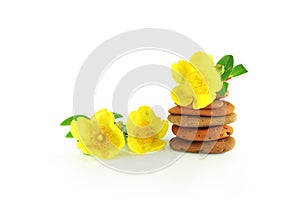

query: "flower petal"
left=202, top=67, right=223, bottom=91
left=209, top=54, right=214, bottom=64
left=126, top=109, right=154, bottom=138
left=155, top=120, right=169, bottom=138
left=126, top=122, right=154, bottom=138
left=70, top=120, right=80, bottom=140
left=171, top=60, right=197, bottom=84
left=127, top=136, right=152, bottom=154
left=136, top=106, right=151, bottom=126
left=190, top=51, right=214, bottom=75
left=193, top=91, right=214, bottom=109
left=150, top=139, right=166, bottom=151
left=70, top=117, right=96, bottom=140
left=171, top=63, right=184, bottom=84
left=190, top=52, right=222, bottom=92
left=107, top=125, right=126, bottom=149
left=91, top=108, right=115, bottom=128
left=77, top=140, right=90, bottom=155
left=171, top=84, right=194, bottom=106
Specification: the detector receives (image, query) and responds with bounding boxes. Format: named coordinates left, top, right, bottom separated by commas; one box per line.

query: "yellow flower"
left=126, top=106, right=169, bottom=154
left=171, top=51, right=222, bottom=109
left=70, top=109, right=125, bottom=159
left=76, top=140, right=90, bottom=155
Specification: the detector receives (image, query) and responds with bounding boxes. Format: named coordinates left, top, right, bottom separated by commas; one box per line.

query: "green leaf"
left=122, top=125, right=128, bottom=143
left=217, top=55, right=234, bottom=70
left=113, top=112, right=123, bottom=119
left=116, top=121, right=128, bottom=143
left=231, top=64, right=248, bottom=77
left=221, top=66, right=233, bottom=81
left=122, top=125, right=128, bottom=136
left=60, top=115, right=89, bottom=126
left=65, top=132, right=73, bottom=138
left=217, top=82, right=229, bottom=97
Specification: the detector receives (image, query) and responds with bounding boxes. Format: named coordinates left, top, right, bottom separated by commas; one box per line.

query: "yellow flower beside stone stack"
left=69, top=106, right=169, bottom=159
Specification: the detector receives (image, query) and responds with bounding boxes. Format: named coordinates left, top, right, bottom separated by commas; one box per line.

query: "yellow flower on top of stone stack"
left=171, top=51, right=223, bottom=109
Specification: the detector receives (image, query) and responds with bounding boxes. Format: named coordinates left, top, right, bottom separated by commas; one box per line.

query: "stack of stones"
left=167, top=97, right=237, bottom=154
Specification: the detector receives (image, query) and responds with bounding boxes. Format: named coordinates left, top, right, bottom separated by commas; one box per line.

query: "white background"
left=1, top=0, right=299, bottom=199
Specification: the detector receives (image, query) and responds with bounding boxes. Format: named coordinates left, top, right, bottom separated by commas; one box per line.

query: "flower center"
left=186, top=71, right=209, bottom=95
left=99, top=126, right=113, bottom=142
left=97, top=133, right=105, bottom=142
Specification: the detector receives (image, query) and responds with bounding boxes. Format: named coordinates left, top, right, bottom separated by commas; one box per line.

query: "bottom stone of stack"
left=169, top=136, right=235, bottom=154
